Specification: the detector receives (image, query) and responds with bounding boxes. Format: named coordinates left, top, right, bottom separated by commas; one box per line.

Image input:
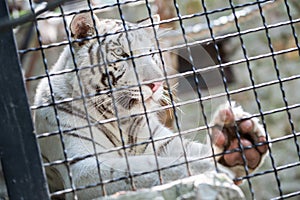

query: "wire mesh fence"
left=1, top=0, right=300, bottom=199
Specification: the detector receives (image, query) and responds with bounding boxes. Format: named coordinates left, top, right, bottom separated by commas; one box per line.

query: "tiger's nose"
left=148, top=81, right=163, bottom=93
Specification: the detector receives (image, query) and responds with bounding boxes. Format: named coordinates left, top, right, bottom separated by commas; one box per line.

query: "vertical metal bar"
left=199, top=0, right=255, bottom=198
left=0, top=1, right=50, bottom=200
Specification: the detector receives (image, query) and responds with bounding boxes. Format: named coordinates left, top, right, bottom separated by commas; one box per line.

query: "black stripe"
left=88, top=78, right=101, bottom=95
left=94, top=101, right=114, bottom=118
left=131, top=117, right=144, bottom=154
left=96, top=43, right=101, bottom=66
left=96, top=44, right=105, bottom=87
left=57, top=102, right=121, bottom=148
left=157, top=138, right=175, bottom=156
left=95, top=37, right=106, bottom=68
left=57, top=104, right=91, bottom=123
left=94, top=123, right=121, bottom=149
left=114, top=68, right=126, bottom=83
left=66, top=131, right=106, bottom=149
left=132, top=117, right=144, bottom=144
left=88, top=42, right=96, bottom=75
left=138, top=123, right=160, bottom=154
left=151, top=124, right=160, bottom=137
left=128, top=117, right=142, bottom=138
left=100, top=72, right=108, bottom=87
left=127, top=117, right=143, bottom=153
left=116, top=32, right=124, bottom=44
left=109, top=71, right=117, bottom=85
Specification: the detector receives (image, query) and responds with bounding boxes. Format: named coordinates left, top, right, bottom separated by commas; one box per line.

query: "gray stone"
left=95, top=172, right=245, bottom=200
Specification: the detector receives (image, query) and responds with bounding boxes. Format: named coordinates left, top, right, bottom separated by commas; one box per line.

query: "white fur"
left=34, top=14, right=267, bottom=200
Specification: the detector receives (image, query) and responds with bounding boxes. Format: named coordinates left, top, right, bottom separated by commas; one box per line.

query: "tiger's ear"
left=138, top=14, right=160, bottom=31
left=70, top=12, right=100, bottom=45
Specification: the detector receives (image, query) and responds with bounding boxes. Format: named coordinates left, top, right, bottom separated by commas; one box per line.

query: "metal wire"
left=200, top=0, right=255, bottom=198
left=144, top=0, right=193, bottom=178
left=2, top=0, right=300, bottom=199
left=227, top=0, right=278, bottom=198
left=27, top=0, right=78, bottom=199
left=171, top=0, right=220, bottom=176
left=59, top=4, right=106, bottom=197
left=282, top=0, right=300, bottom=161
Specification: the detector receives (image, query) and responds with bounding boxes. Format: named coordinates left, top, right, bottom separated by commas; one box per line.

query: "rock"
left=94, top=172, right=245, bottom=200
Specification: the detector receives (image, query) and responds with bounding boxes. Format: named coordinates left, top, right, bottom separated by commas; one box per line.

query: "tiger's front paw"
left=210, top=102, right=269, bottom=180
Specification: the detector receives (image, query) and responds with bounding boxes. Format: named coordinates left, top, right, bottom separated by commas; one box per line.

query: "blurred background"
left=6, top=0, right=300, bottom=199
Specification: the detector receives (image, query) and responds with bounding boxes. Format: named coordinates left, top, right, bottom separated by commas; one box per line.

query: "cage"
left=0, top=0, right=300, bottom=199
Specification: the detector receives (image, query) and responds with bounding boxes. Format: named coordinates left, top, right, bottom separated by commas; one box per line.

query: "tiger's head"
left=70, top=12, right=167, bottom=112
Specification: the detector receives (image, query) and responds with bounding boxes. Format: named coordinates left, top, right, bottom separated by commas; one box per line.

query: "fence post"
left=0, top=1, right=50, bottom=199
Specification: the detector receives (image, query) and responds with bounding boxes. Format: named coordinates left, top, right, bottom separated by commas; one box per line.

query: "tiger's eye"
left=114, top=47, right=123, bottom=55
left=114, top=47, right=129, bottom=58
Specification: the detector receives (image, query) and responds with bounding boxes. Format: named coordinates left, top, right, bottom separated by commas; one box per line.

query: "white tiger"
left=34, top=13, right=269, bottom=200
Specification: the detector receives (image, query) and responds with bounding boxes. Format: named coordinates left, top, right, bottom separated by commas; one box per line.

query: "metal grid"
left=1, top=0, right=300, bottom=199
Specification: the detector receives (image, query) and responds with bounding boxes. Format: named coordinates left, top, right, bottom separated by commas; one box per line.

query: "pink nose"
left=148, top=81, right=163, bottom=92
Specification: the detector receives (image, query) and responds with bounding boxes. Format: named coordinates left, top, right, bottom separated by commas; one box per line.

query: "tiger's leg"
left=210, top=102, right=269, bottom=181
left=61, top=155, right=214, bottom=199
